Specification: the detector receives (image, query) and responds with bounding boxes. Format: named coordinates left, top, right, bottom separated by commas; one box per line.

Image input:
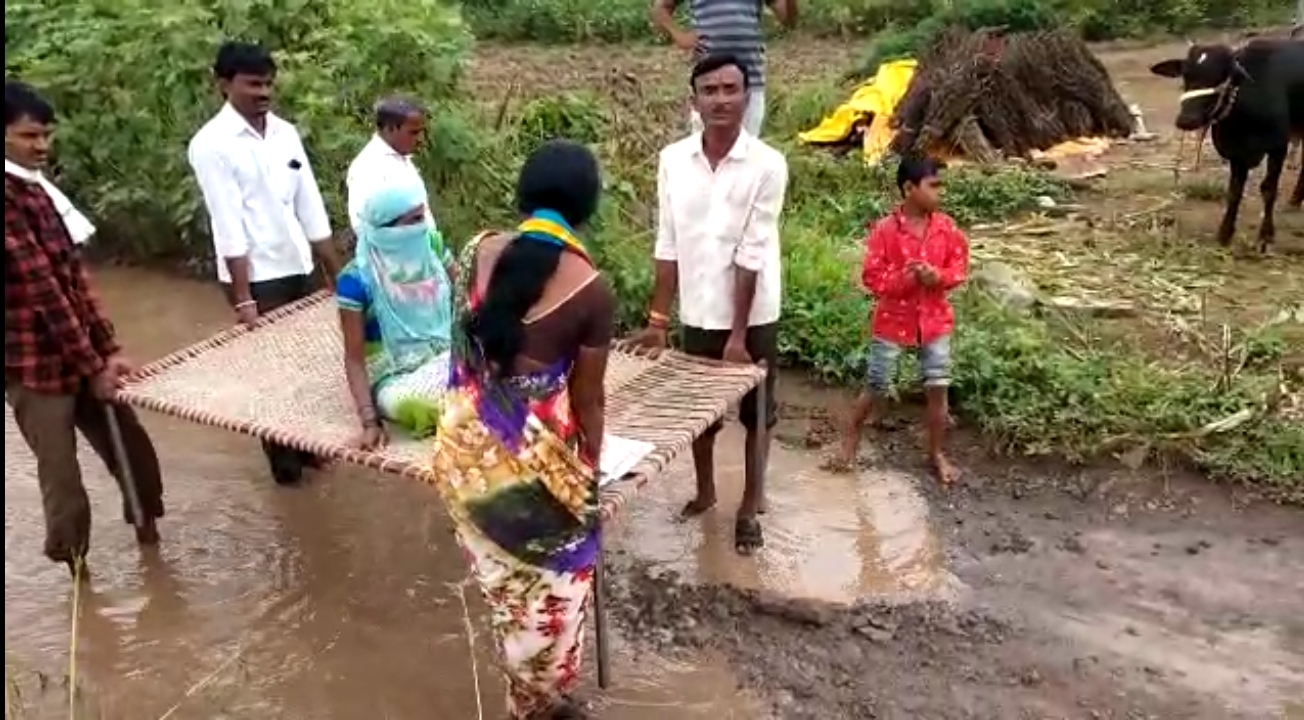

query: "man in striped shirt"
left=651, top=0, right=798, bottom=137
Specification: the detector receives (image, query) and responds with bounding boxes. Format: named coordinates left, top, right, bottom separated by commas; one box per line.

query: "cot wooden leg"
left=594, top=523, right=612, bottom=689
left=104, top=403, right=146, bottom=530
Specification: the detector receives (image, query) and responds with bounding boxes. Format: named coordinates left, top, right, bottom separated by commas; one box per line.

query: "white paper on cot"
left=598, top=433, right=655, bottom=487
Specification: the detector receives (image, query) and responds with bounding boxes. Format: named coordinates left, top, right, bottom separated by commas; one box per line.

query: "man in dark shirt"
left=651, top=0, right=798, bottom=137
left=5, top=80, right=165, bottom=575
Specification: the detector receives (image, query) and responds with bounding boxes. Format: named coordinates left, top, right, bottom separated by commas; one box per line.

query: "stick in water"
left=103, top=403, right=145, bottom=530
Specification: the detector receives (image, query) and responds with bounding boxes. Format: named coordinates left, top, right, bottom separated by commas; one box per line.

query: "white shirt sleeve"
left=345, top=157, right=370, bottom=232
left=653, top=153, right=677, bottom=262
left=188, top=138, right=250, bottom=259
left=734, top=155, right=788, bottom=273
left=291, top=132, right=332, bottom=242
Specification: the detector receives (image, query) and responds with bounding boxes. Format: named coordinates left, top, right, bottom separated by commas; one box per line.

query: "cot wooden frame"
left=111, top=291, right=768, bottom=689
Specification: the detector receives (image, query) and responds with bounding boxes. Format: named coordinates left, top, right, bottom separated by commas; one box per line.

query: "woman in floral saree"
left=431, top=140, right=614, bottom=719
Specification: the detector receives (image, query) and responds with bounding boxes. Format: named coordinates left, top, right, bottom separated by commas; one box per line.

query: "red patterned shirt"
left=861, top=208, right=970, bottom=346
left=5, top=171, right=120, bottom=393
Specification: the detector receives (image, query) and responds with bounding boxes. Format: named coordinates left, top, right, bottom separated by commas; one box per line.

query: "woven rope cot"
left=114, top=293, right=766, bottom=519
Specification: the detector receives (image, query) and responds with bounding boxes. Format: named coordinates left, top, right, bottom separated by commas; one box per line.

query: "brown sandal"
left=735, top=516, right=765, bottom=556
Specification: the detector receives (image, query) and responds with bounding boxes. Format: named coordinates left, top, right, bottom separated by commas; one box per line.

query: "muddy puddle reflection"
left=605, top=426, right=959, bottom=604
left=5, top=268, right=947, bottom=719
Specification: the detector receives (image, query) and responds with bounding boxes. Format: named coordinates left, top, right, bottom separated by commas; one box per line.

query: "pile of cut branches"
left=890, top=27, right=1134, bottom=159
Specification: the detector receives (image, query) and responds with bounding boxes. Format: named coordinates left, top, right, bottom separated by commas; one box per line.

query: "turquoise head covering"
left=355, top=183, right=453, bottom=377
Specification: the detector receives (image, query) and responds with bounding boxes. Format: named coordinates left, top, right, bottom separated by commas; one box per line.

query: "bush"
left=4, top=0, right=481, bottom=266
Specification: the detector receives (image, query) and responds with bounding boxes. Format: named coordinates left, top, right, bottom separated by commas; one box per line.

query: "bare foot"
left=821, top=454, right=855, bottom=474
left=135, top=519, right=160, bottom=546
left=543, top=696, right=589, bottom=719
left=931, top=453, right=961, bottom=486
left=679, top=496, right=717, bottom=518
left=526, top=696, right=588, bottom=720
left=65, top=557, right=91, bottom=582
left=825, top=431, right=860, bottom=473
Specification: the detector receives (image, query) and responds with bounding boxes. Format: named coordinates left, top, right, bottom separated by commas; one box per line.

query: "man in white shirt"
left=345, top=96, right=434, bottom=233
left=188, top=40, right=341, bottom=486
left=633, top=54, right=788, bottom=557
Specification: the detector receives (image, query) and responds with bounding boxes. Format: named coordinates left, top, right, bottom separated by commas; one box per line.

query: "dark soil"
left=604, top=392, right=1304, bottom=719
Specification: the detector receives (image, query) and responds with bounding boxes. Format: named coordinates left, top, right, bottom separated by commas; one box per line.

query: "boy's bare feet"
left=834, top=431, right=860, bottom=470
left=829, top=393, right=874, bottom=475
left=931, top=452, right=961, bottom=486
left=821, top=453, right=855, bottom=474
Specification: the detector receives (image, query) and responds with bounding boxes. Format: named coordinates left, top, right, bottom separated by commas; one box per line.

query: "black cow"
left=1150, top=38, right=1304, bottom=253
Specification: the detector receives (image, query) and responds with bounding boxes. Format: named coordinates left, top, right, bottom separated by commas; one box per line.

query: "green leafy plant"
left=5, top=0, right=477, bottom=264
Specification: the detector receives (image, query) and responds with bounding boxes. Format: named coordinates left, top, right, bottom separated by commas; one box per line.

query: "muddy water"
left=610, top=435, right=958, bottom=604
left=4, top=268, right=948, bottom=719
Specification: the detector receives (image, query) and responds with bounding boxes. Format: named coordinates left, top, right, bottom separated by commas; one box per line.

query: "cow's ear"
left=1149, top=59, right=1184, bottom=78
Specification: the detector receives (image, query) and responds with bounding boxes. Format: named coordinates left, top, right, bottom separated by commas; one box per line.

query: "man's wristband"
left=648, top=310, right=670, bottom=329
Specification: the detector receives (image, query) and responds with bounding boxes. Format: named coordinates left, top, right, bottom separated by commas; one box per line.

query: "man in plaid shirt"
left=5, top=80, right=165, bottom=575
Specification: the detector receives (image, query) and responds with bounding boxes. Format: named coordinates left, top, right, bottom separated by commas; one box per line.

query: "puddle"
left=606, top=425, right=960, bottom=604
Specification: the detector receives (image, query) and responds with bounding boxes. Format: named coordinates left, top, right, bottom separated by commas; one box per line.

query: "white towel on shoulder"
left=5, top=159, right=96, bottom=245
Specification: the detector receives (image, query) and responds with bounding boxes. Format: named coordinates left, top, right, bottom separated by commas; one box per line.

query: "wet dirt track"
left=5, top=268, right=952, bottom=719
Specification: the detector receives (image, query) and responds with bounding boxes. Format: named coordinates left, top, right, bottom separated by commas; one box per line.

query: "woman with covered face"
left=336, top=182, right=455, bottom=446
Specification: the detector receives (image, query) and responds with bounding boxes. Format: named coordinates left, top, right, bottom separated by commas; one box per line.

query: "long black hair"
left=464, top=139, right=602, bottom=376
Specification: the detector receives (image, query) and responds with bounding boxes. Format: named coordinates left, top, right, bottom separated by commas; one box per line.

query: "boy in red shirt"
left=832, top=156, right=969, bottom=484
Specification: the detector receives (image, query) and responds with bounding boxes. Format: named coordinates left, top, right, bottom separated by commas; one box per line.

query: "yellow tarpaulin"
left=797, top=59, right=917, bottom=164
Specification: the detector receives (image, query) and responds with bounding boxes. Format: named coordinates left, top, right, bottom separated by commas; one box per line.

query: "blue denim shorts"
left=865, top=335, right=952, bottom=393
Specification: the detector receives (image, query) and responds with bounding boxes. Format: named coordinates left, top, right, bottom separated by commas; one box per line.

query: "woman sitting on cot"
left=337, top=182, right=456, bottom=448
left=430, top=139, right=614, bottom=720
